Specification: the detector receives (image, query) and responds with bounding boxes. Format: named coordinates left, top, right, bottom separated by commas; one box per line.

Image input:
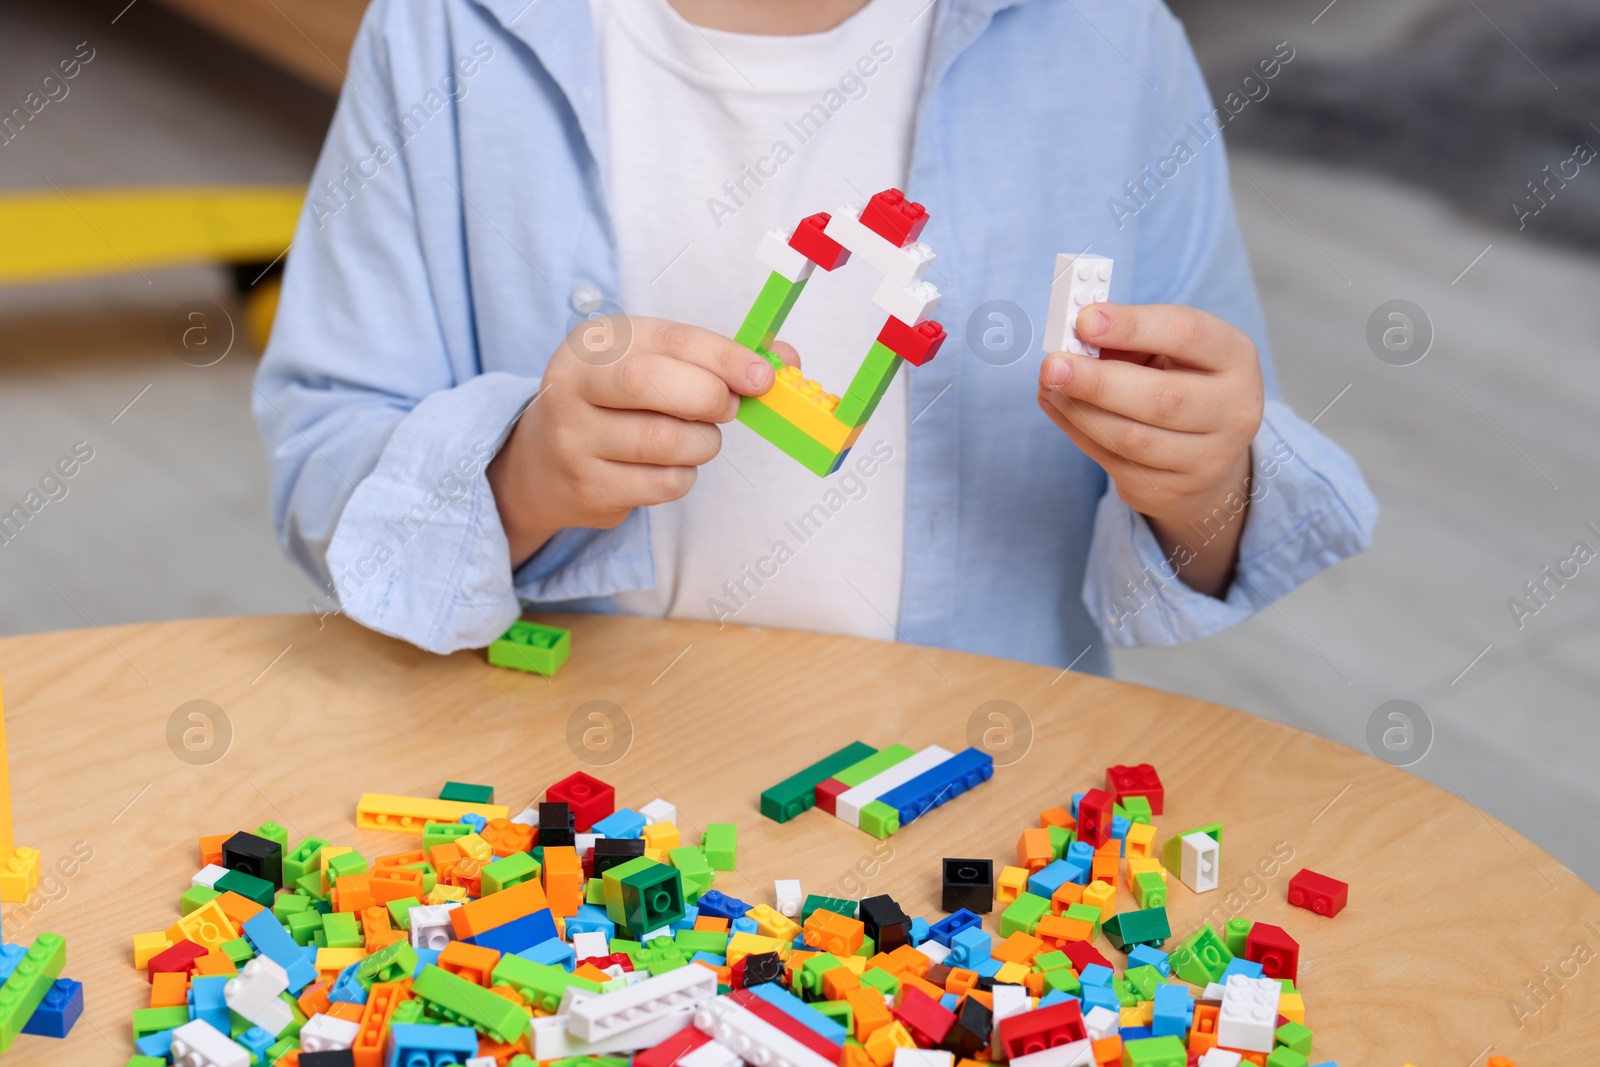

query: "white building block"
left=1009, top=1039, right=1094, bottom=1067
left=510, top=804, right=541, bottom=827
left=223, top=956, right=291, bottom=1036
left=896, top=1049, right=955, bottom=1067
left=1042, top=253, right=1114, bottom=357
left=572, top=930, right=609, bottom=961
left=1216, top=975, right=1280, bottom=1053
left=1179, top=831, right=1220, bottom=893
left=756, top=228, right=819, bottom=284
left=569, top=962, right=717, bottom=1041
left=299, top=1013, right=361, bottom=1052
left=1083, top=1005, right=1119, bottom=1040
left=692, top=996, right=836, bottom=1067
left=1198, top=1050, right=1243, bottom=1067
left=575, top=833, right=603, bottom=859
left=640, top=798, right=678, bottom=826
left=835, top=745, right=953, bottom=828
left=916, top=939, right=951, bottom=966
left=534, top=1004, right=698, bottom=1059
left=559, top=985, right=601, bottom=1014
left=823, top=204, right=936, bottom=286
left=467, top=1058, right=501, bottom=1067
left=1201, top=982, right=1228, bottom=1002
left=679, top=1038, right=743, bottom=1067
left=170, top=1019, right=251, bottom=1067
left=408, top=902, right=461, bottom=950
left=192, top=864, right=230, bottom=889
left=871, top=274, right=941, bottom=327
left=774, top=879, right=803, bottom=918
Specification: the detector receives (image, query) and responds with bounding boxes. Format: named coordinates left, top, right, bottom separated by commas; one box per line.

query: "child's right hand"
left=487, top=316, right=781, bottom=565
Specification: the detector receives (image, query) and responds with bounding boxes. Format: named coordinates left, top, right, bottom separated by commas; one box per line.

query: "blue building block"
left=731, top=917, right=759, bottom=935
left=1110, top=816, right=1130, bottom=844
left=695, top=891, right=751, bottom=921
left=242, top=910, right=317, bottom=992
left=1037, top=990, right=1078, bottom=1010
left=908, top=917, right=929, bottom=946
left=388, top=1022, right=479, bottom=1066
left=673, top=906, right=701, bottom=932
left=939, top=992, right=959, bottom=1012
left=1070, top=792, right=1084, bottom=817
left=591, top=808, right=647, bottom=839
left=565, top=903, right=617, bottom=941
left=1027, top=860, right=1077, bottom=899
left=465, top=908, right=559, bottom=954
left=189, top=974, right=230, bottom=1032
left=1151, top=984, right=1193, bottom=1039
left=0, top=945, right=26, bottom=983
left=876, top=748, right=994, bottom=826
left=330, top=962, right=368, bottom=1004
left=21, top=978, right=82, bottom=1038
left=1081, top=985, right=1119, bottom=1016
left=238, top=1026, right=275, bottom=1060
left=1126, top=945, right=1170, bottom=977
left=947, top=925, right=991, bottom=967
left=412, top=948, right=441, bottom=976
left=520, top=937, right=576, bottom=971
left=1078, top=964, right=1114, bottom=988
left=1222, top=957, right=1265, bottom=981
left=745, top=981, right=847, bottom=1047
left=134, top=1029, right=174, bottom=1059
left=1119, top=1026, right=1153, bottom=1042
left=690, top=952, right=727, bottom=968
left=928, top=909, right=982, bottom=947
left=458, top=813, right=487, bottom=833
left=973, top=958, right=1003, bottom=978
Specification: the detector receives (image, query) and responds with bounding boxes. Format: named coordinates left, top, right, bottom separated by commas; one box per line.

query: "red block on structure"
left=1287, top=869, right=1348, bottom=917
left=546, top=771, right=616, bottom=833
left=1060, top=940, right=1112, bottom=972
left=728, top=989, right=845, bottom=1060
left=1077, top=788, right=1114, bottom=848
left=148, top=940, right=207, bottom=982
left=999, top=999, right=1086, bottom=1058
left=789, top=213, right=851, bottom=271
left=814, top=778, right=849, bottom=816
left=860, top=189, right=929, bottom=248
left=1105, top=764, right=1164, bottom=815
left=892, top=986, right=957, bottom=1047
left=877, top=317, right=946, bottom=367
left=1245, top=922, right=1300, bottom=982
left=634, top=1023, right=711, bottom=1067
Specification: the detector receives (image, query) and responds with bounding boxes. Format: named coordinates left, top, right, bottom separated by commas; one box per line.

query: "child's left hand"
left=1036, top=303, right=1263, bottom=593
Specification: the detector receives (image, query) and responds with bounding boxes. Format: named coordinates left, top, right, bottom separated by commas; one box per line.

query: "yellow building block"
left=1125, top=823, right=1157, bottom=859
left=993, top=961, right=1030, bottom=986
left=1278, top=991, right=1305, bottom=1024
left=997, top=865, right=1030, bottom=906
left=456, top=833, right=492, bottom=863
left=169, top=899, right=237, bottom=952
left=427, top=884, right=469, bottom=905
left=1120, top=1001, right=1154, bottom=1027
left=316, top=948, right=366, bottom=978
left=756, top=365, right=864, bottom=453
left=746, top=903, right=801, bottom=943
left=726, top=931, right=789, bottom=965
left=133, top=932, right=173, bottom=969
left=355, top=793, right=509, bottom=834
left=1082, top=879, right=1117, bottom=924
left=1127, top=854, right=1167, bottom=882
left=641, top=822, right=680, bottom=852
left=864, top=1020, right=915, bottom=1066
left=0, top=847, right=40, bottom=903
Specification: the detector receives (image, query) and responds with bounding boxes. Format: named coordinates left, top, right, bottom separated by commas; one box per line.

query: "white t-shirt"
left=595, top=0, right=934, bottom=639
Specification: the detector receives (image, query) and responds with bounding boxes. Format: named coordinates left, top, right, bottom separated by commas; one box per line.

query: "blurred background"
left=1, top=0, right=1596, bottom=884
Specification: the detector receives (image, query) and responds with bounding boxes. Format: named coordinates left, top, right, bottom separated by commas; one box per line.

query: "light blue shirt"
left=254, top=0, right=1377, bottom=673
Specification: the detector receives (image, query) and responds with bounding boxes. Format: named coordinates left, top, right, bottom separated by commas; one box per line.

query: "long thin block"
left=760, top=741, right=877, bottom=823
left=875, top=747, right=994, bottom=827
left=354, top=794, right=509, bottom=834
left=1042, top=253, right=1113, bottom=357
left=835, top=746, right=953, bottom=829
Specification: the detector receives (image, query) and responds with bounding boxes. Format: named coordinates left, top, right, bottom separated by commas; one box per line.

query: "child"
left=255, top=0, right=1376, bottom=674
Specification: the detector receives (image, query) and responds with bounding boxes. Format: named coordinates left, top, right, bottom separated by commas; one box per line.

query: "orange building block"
left=1017, top=828, right=1053, bottom=873
left=298, top=979, right=333, bottom=1018
left=1091, top=1036, right=1121, bottom=1066
left=352, top=981, right=409, bottom=1067
left=369, top=866, right=426, bottom=905
left=945, top=968, right=978, bottom=996
left=887, top=945, right=930, bottom=977
left=1050, top=882, right=1085, bottom=915
left=449, top=876, right=552, bottom=939
left=150, top=971, right=188, bottom=1008
left=803, top=910, right=865, bottom=956
left=822, top=967, right=862, bottom=1000
left=482, top=818, right=535, bottom=857
left=846, top=987, right=894, bottom=1039
left=333, top=875, right=374, bottom=913
left=215, top=891, right=266, bottom=927
left=1039, top=807, right=1074, bottom=830
left=328, top=1001, right=366, bottom=1022
left=542, top=846, right=584, bottom=917
left=992, top=931, right=1044, bottom=965
left=193, top=948, right=238, bottom=977
left=695, top=915, right=730, bottom=933
left=199, top=833, right=230, bottom=867
left=440, top=941, right=502, bottom=986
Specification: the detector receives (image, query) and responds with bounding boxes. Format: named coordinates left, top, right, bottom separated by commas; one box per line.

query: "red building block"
left=814, top=778, right=849, bottom=816
left=1077, top=788, right=1114, bottom=848
left=1244, top=923, right=1300, bottom=982
left=729, top=989, right=845, bottom=1059
left=1105, top=764, right=1164, bottom=816
left=1287, top=869, right=1348, bottom=917
left=860, top=189, right=929, bottom=248
left=998, top=999, right=1086, bottom=1058
left=877, top=317, right=946, bottom=367
left=546, top=771, right=616, bottom=833
left=147, top=940, right=207, bottom=982
left=789, top=213, right=851, bottom=271
left=892, top=985, right=957, bottom=1047
left=634, top=1022, right=711, bottom=1067
left=1060, top=940, right=1112, bottom=972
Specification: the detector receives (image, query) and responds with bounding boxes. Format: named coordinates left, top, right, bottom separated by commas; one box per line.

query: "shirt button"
left=571, top=284, right=604, bottom=314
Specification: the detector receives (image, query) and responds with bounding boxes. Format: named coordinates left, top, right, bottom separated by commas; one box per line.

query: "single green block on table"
left=1170, top=925, right=1233, bottom=986
left=440, top=781, right=495, bottom=804
left=1103, top=907, right=1171, bottom=951
left=488, top=619, right=572, bottom=675
left=759, top=740, right=876, bottom=823
left=834, top=744, right=914, bottom=787
left=482, top=852, right=540, bottom=895
left=701, top=824, right=737, bottom=871
left=255, top=821, right=290, bottom=851
left=1122, top=1035, right=1187, bottom=1067
left=1223, top=917, right=1253, bottom=957
left=215, top=868, right=275, bottom=908
left=1000, top=892, right=1051, bottom=937
left=859, top=802, right=899, bottom=840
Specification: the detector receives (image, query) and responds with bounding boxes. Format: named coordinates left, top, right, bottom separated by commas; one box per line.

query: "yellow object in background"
left=0, top=675, right=41, bottom=903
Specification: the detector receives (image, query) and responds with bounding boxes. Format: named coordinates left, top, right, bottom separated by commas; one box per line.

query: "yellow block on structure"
left=757, top=365, right=863, bottom=454
left=0, top=186, right=303, bottom=284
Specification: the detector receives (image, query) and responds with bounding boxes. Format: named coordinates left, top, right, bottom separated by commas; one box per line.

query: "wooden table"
left=153, top=0, right=367, bottom=94
left=0, top=614, right=1591, bottom=1064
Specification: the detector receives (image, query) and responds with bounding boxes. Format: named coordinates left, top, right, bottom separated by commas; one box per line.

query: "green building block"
left=389, top=897, right=423, bottom=931
left=858, top=967, right=898, bottom=997
left=734, top=271, right=807, bottom=354
left=0, top=931, right=65, bottom=1052
left=1047, top=825, right=1072, bottom=860
left=619, top=863, right=685, bottom=934
left=1123, top=964, right=1161, bottom=1000
left=255, top=821, right=290, bottom=852
left=413, top=964, right=529, bottom=1043
left=295, top=872, right=327, bottom=901
left=1103, top=907, right=1171, bottom=952
left=283, top=837, right=329, bottom=887
left=673, top=929, right=730, bottom=958
left=802, top=895, right=857, bottom=922
left=1170, top=925, right=1233, bottom=986
left=1033, top=949, right=1072, bottom=973
left=391, top=998, right=425, bottom=1025
left=132, top=1005, right=190, bottom=1040
left=701, top=824, right=738, bottom=871
left=1112, top=978, right=1139, bottom=1008
left=220, top=937, right=255, bottom=966
left=326, top=850, right=368, bottom=882
left=854, top=935, right=875, bottom=958
left=602, top=856, right=660, bottom=926
left=795, top=953, right=845, bottom=999
left=266, top=1036, right=298, bottom=1063
left=834, top=744, right=915, bottom=787
left=1223, top=917, right=1253, bottom=957
left=482, top=852, right=540, bottom=895
left=1161, top=823, right=1222, bottom=876
left=833, top=341, right=902, bottom=428
left=667, top=847, right=713, bottom=903
left=813, top=999, right=852, bottom=1033
left=288, top=910, right=324, bottom=945
left=126, top=1057, right=168, bottom=1067
left=491, top=954, right=600, bottom=1013
left=736, top=394, right=846, bottom=477
left=1122, top=1035, right=1187, bottom=1067
left=215, top=869, right=275, bottom=907
left=1040, top=968, right=1081, bottom=996
left=759, top=741, right=876, bottom=823
left=423, top=821, right=474, bottom=849
left=359, top=940, right=418, bottom=986
left=859, top=802, right=899, bottom=839
left=181, top=885, right=221, bottom=915
left=440, top=782, right=495, bottom=804
left=1265, top=1049, right=1309, bottom=1067
left=273, top=893, right=311, bottom=920
left=322, top=912, right=362, bottom=949
left=999, top=892, right=1051, bottom=937
left=635, top=939, right=687, bottom=975
left=488, top=619, right=572, bottom=675
left=1121, top=796, right=1153, bottom=825
left=1134, top=870, right=1167, bottom=909
left=585, top=877, right=607, bottom=906
left=1275, top=1020, right=1314, bottom=1055
left=1063, top=902, right=1103, bottom=939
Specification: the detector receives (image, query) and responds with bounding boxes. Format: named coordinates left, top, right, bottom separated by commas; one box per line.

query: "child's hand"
left=488, top=317, right=786, bottom=565
left=1036, top=303, right=1263, bottom=594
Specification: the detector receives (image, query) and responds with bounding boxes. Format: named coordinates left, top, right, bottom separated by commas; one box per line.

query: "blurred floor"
left=0, top=1, right=1595, bottom=886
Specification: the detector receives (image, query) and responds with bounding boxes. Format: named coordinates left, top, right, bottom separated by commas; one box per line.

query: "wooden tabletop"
left=0, top=613, right=1591, bottom=1064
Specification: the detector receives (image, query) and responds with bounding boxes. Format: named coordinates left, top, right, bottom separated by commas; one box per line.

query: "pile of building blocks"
left=734, top=189, right=948, bottom=477
left=110, top=759, right=1407, bottom=1067
left=487, top=621, right=572, bottom=676
left=760, top=742, right=995, bottom=840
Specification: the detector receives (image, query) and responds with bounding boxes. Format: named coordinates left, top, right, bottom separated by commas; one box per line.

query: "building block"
left=736, top=393, right=849, bottom=478
left=1076, top=789, right=1113, bottom=848
left=692, top=994, right=837, bottom=1067
left=224, top=956, right=291, bottom=1036
left=750, top=364, right=862, bottom=453
left=169, top=1019, right=249, bottom=1067
left=355, top=794, right=508, bottom=834
left=411, top=964, right=529, bottom=1043
left=439, top=781, right=495, bottom=805
left=1243, top=923, right=1300, bottom=982
left=876, top=317, right=947, bottom=368
left=742, top=981, right=848, bottom=1047
left=1160, top=825, right=1221, bottom=879
left=1178, top=833, right=1220, bottom=894
left=222, top=831, right=283, bottom=887
left=19, top=976, right=80, bottom=1038
left=548, top=771, right=617, bottom=833
left=300, top=1011, right=361, bottom=1052
left=833, top=340, right=903, bottom=429
left=859, top=895, right=911, bottom=953
left=999, top=999, right=1086, bottom=1058
left=774, top=879, right=804, bottom=919
left=860, top=189, right=930, bottom=247
left=1216, top=976, right=1279, bottom=1054
left=876, top=748, right=994, bottom=827
left=823, top=202, right=936, bottom=286
left=539, top=801, right=577, bottom=847
left=1102, top=909, right=1169, bottom=952
left=760, top=741, right=876, bottom=823
left=241, top=911, right=317, bottom=993
left=450, top=876, right=553, bottom=940
left=1286, top=870, right=1348, bottom=917
left=836, top=746, right=953, bottom=829
left=788, top=213, right=850, bottom=271
left=569, top=962, right=716, bottom=1041
left=871, top=274, right=940, bottom=327
left=757, top=227, right=820, bottom=283
left=735, top=271, right=809, bottom=356
left=387, top=1022, right=478, bottom=1063
left=730, top=988, right=845, bottom=1059
left=593, top=808, right=647, bottom=840
left=942, top=859, right=994, bottom=914
left=701, top=824, right=738, bottom=871
left=487, top=619, right=572, bottom=675
left=1105, top=765, right=1163, bottom=815
left=1042, top=253, right=1114, bottom=357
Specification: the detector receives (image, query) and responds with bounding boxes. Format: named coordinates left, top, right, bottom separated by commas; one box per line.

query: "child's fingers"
left=641, top=318, right=777, bottom=396
left=1038, top=388, right=1196, bottom=473
left=1075, top=303, right=1244, bottom=372
left=1035, top=393, right=1147, bottom=485
left=1041, top=353, right=1221, bottom=432
left=586, top=352, right=740, bottom=423
left=591, top=409, right=722, bottom=468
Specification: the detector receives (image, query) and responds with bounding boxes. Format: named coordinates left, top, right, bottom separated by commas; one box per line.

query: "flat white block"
left=871, top=273, right=941, bottom=327
left=1180, top=831, right=1220, bottom=893
left=570, top=962, right=717, bottom=1041
left=193, top=864, right=230, bottom=889
left=756, top=228, right=818, bottom=283
left=835, top=745, right=953, bottom=828
left=823, top=204, right=936, bottom=285
left=1042, top=253, right=1113, bottom=357
left=1009, top=1039, right=1094, bottom=1067
left=300, top=1013, right=361, bottom=1052
left=1084, top=1005, right=1119, bottom=1039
